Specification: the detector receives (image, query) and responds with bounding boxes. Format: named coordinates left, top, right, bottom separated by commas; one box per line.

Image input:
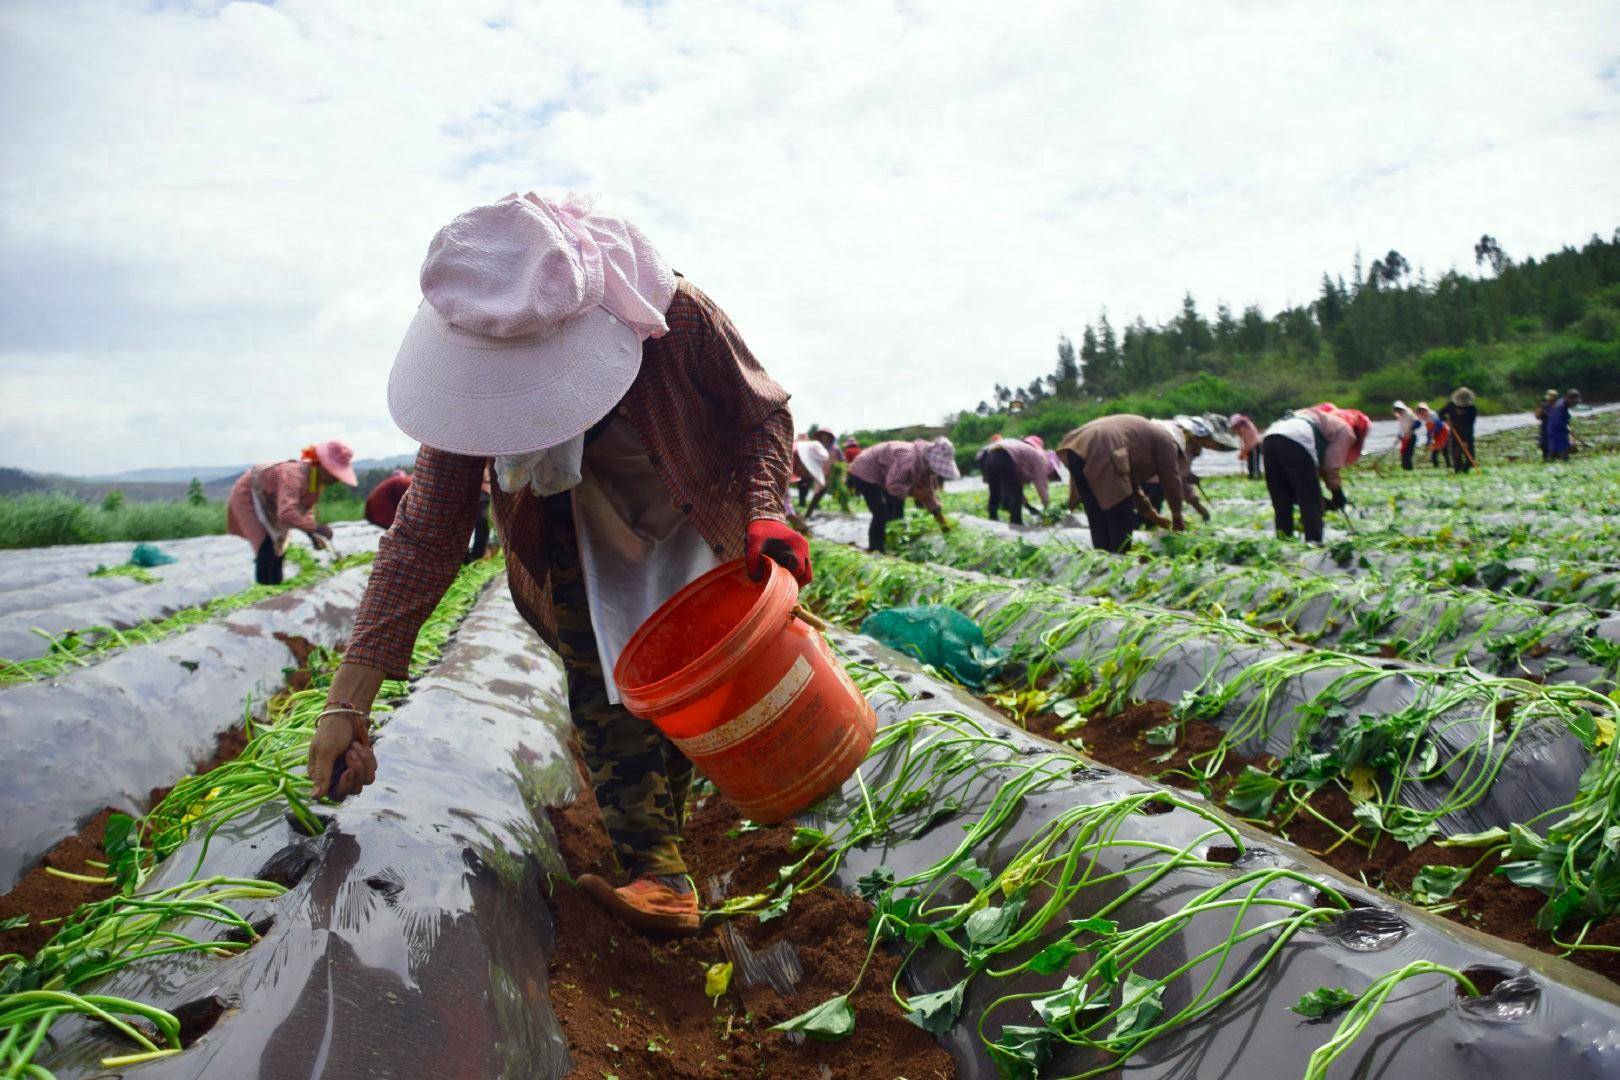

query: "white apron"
left=573, top=416, right=722, bottom=704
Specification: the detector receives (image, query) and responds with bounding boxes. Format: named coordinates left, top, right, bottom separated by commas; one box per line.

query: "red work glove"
left=746, top=519, right=812, bottom=585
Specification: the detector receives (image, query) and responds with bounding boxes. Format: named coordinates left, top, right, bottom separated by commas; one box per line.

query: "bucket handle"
left=793, top=604, right=831, bottom=633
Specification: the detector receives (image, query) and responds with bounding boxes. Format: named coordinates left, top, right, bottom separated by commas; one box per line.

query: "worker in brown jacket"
left=1056, top=415, right=1187, bottom=552
left=305, top=193, right=803, bottom=938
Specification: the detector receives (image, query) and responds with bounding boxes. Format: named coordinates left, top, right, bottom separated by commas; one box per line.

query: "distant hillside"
left=0, top=453, right=417, bottom=503
left=90, top=465, right=245, bottom=484
left=871, top=228, right=1620, bottom=469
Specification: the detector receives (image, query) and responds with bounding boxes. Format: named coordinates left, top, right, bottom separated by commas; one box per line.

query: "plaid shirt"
left=346, top=280, right=794, bottom=677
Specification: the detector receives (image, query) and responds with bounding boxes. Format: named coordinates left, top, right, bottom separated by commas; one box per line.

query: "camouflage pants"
left=543, top=492, right=693, bottom=878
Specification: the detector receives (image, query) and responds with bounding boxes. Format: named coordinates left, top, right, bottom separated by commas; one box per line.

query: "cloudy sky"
left=2, top=0, right=1617, bottom=475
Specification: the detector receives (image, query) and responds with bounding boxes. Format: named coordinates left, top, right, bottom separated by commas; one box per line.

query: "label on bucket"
left=673, top=656, right=813, bottom=758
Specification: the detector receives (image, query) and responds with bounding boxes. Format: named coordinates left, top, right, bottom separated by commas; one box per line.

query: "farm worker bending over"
left=1392, top=401, right=1421, bottom=471
left=1259, top=404, right=1369, bottom=543
left=226, top=440, right=357, bottom=585
left=1145, top=415, right=1238, bottom=521
left=1547, top=388, right=1580, bottom=461
left=1056, top=414, right=1186, bottom=553
left=363, top=469, right=411, bottom=530
left=307, top=193, right=803, bottom=938
left=847, top=437, right=959, bottom=552
left=982, top=434, right=1059, bottom=525
left=1229, top=413, right=1262, bottom=480
left=842, top=437, right=862, bottom=462
left=794, top=428, right=838, bottom=518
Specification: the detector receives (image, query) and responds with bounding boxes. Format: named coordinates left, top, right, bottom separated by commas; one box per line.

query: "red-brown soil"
left=1019, top=698, right=1620, bottom=984
left=0, top=724, right=251, bottom=958
left=547, top=751, right=956, bottom=1079
left=1, top=635, right=313, bottom=958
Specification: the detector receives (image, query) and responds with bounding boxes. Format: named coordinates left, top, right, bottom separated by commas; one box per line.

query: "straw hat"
left=388, top=194, right=675, bottom=456
left=1451, top=387, right=1476, bottom=407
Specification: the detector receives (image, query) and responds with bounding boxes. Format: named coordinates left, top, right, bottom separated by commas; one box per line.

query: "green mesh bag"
left=859, top=605, right=1006, bottom=689
left=128, top=542, right=177, bottom=567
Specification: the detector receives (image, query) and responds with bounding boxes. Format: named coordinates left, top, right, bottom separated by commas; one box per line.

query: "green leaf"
left=1108, top=971, right=1165, bottom=1042
left=1290, top=985, right=1359, bottom=1019
left=856, top=866, right=894, bottom=900
left=771, top=993, right=855, bottom=1042
left=101, top=811, right=139, bottom=889
left=1497, top=859, right=1559, bottom=891
left=954, top=856, right=994, bottom=893
left=1144, top=723, right=1179, bottom=746
left=1033, top=975, right=1108, bottom=1027
left=965, top=896, right=1026, bottom=949
left=758, top=884, right=795, bottom=924
left=1068, top=915, right=1119, bottom=938
left=0, top=914, right=27, bottom=932
left=1028, top=939, right=1082, bottom=975
left=704, top=961, right=733, bottom=1002
left=789, top=826, right=829, bottom=852
left=904, top=979, right=966, bottom=1035
left=1411, top=864, right=1471, bottom=902
left=986, top=1024, right=1051, bottom=1080
left=1224, top=766, right=1284, bottom=816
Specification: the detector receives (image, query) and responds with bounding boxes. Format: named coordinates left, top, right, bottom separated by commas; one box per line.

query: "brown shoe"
left=578, top=873, right=701, bottom=938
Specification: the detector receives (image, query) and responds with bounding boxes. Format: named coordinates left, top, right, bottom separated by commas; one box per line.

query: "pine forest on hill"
left=854, top=230, right=1620, bottom=463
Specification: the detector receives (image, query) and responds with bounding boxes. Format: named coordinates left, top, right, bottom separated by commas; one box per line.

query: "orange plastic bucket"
left=614, top=558, right=876, bottom=824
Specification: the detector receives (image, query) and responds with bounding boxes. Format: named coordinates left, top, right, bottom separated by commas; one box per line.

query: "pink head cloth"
left=315, top=439, right=358, bottom=486
left=420, top=192, right=674, bottom=346
left=1022, top=434, right=1045, bottom=450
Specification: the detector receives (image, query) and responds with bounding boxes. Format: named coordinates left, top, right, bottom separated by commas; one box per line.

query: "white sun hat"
left=388, top=192, right=675, bottom=457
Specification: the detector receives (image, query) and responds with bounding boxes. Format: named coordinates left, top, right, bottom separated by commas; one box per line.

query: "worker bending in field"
left=226, top=440, right=356, bottom=585
left=1259, top=404, right=1369, bottom=543
left=1547, top=388, right=1580, bottom=461
left=981, top=434, right=1060, bottom=525
left=1392, top=401, right=1421, bottom=471
left=847, top=437, right=958, bottom=552
left=363, top=469, right=412, bottom=530
left=1230, top=413, right=1262, bottom=480
left=793, top=428, right=839, bottom=518
left=1145, top=415, right=1238, bottom=522
left=307, top=193, right=804, bottom=938
left=1056, top=414, right=1187, bottom=553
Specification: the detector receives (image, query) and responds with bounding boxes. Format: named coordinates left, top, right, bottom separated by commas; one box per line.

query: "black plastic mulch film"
left=805, top=521, right=1595, bottom=840
left=37, top=577, right=583, bottom=1079
left=0, top=565, right=376, bottom=893
left=37, top=569, right=1620, bottom=1077
left=810, top=631, right=1620, bottom=1079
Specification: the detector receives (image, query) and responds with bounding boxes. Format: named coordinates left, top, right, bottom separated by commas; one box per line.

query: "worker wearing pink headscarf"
left=1259, top=405, right=1369, bottom=543
left=226, top=440, right=359, bottom=584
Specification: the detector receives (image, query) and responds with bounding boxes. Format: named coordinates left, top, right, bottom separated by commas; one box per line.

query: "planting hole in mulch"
left=545, top=746, right=956, bottom=1079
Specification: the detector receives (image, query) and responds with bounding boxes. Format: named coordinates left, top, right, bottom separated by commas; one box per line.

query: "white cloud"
left=1, top=0, right=1617, bottom=473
